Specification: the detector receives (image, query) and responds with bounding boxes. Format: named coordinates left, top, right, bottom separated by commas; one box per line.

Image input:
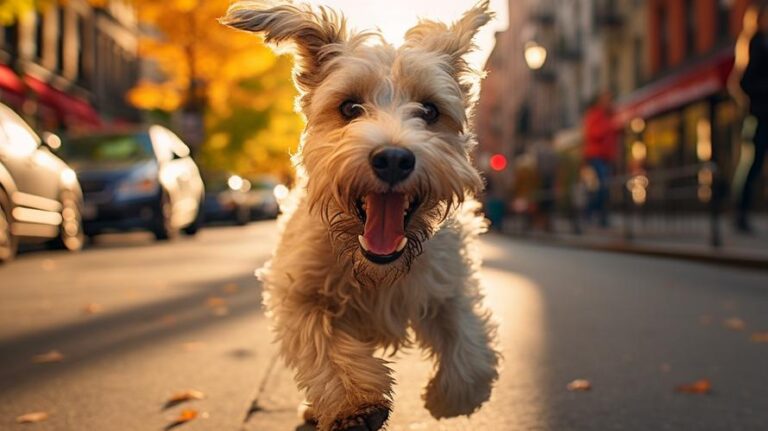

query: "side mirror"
left=41, top=132, right=62, bottom=151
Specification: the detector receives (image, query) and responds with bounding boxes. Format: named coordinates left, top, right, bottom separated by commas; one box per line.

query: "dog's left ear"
left=220, top=1, right=348, bottom=93
left=403, top=0, right=494, bottom=72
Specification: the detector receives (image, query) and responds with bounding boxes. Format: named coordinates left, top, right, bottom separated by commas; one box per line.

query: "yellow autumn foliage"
left=128, top=0, right=303, bottom=178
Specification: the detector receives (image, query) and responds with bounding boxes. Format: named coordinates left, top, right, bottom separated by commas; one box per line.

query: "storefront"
left=614, top=49, right=748, bottom=211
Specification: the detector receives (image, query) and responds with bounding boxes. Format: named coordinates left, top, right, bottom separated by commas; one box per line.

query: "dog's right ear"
left=220, top=1, right=348, bottom=92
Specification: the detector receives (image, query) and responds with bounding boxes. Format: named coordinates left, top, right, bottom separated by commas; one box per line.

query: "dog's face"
left=223, top=1, right=491, bottom=283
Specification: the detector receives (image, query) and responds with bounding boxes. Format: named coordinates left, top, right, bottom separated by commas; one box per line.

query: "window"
left=685, top=0, right=697, bottom=57
left=35, top=12, right=44, bottom=60
left=77, top=15, right=89, bottom=85
left=56, top=7, right=65, bottom=72
left=2, top=23, right=18, bottom=56
left=657, top=5, right=669, bottom=70
left=633, top=37, right=644, bottom=87
left=716, top=0, right=731, bottom=42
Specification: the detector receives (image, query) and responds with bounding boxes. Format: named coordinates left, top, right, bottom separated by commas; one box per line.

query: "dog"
left=221, top=2, right=501, bottom=430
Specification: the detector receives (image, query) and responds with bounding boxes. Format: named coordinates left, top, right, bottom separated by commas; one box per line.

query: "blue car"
left=61, top=126, right=205, bottom=240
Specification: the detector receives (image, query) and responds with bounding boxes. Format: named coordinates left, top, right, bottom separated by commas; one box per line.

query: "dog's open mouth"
left=355, top=192, right=420, bottom=264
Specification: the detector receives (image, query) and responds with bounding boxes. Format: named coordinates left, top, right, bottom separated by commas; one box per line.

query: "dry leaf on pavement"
left=164, top=409, right=201, bottom=430
left=566, top=379, right=592, bottom=392
left=32, top=350, right=64, bottom=364
left=164, top=390, right=205, bottom=409
left=16, top=411, right=49, bottom=423
left=751, top=332, right=768, bottom=343
left=675, top=379, right=712, bottom=394
left=723, top=317, right=746, bottom=331
left=222, top=283, right=239, bottom=295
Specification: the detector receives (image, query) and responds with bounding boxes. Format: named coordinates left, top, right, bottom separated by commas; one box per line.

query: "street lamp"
left=524, top=41, right=547, bottom=70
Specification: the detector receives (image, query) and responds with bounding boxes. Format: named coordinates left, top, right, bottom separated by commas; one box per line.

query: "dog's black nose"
left=370, top=147, right=415, bottom=186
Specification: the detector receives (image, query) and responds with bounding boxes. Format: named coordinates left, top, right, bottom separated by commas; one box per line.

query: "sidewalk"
left=500, top=214, right=768, bottom=270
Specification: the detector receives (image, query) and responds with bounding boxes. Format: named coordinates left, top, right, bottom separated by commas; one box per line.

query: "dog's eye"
left=419, top=102, right=440, bottom=124
left=339, top=100, right=364, bottom=120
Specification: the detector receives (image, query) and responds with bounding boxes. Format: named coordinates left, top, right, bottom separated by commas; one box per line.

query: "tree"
left=126, top=0, right=303, bottom=178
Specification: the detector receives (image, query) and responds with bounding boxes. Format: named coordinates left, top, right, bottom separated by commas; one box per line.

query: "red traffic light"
left=490, top=154, right=507, bottom=172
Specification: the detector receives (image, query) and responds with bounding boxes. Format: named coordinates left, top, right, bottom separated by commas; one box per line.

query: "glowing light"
left=626, top=175, right=649, bottom=206
left=630, top=118, right=646, bottom=134
left=631, top=141, right=647, bottom=161
left=273, top=184, right=289, bottom=201
left=696, top=119, right=712, bottom=161
left=489, top=154, right=508, bottom=172
left=228, top=175, right=244, bottom=191
left=524, top=41, right=547, bottom=70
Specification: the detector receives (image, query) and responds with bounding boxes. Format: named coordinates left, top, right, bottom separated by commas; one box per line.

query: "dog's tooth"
left=396, top=237, right=408, bottom=252
left=358, top=235, right=370, bottom=251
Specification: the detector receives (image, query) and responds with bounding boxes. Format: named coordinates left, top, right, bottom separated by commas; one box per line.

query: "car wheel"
left=182, top=198, right=204, bottom=236
left=235, top=205, right=249, bottom=226
left=152, top=192, right=177, bottom=241
left=0, top=191, right=17, bottom=263
left=49, top=191, right=85, bottom=252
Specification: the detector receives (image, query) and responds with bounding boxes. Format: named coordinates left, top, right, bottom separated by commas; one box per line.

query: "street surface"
left=1, top=221, right=767, bottom=430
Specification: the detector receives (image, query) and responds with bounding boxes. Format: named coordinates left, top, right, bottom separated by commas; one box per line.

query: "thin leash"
left=242, top=350, right=281, bottom=426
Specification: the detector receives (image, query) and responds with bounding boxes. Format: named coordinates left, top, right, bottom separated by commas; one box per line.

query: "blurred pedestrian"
left=583, top=92, right=618, bottom=227
left=734, top=2, right=768, bottom=232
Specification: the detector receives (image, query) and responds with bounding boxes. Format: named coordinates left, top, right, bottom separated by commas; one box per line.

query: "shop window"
left=716, top=0, right=732, bottom=42
left=56, top=7, right=65, bottom=72
left=34, top=12, right=44, bottom=60
left=2, top=23, right=18, bottom=57
left=685, top=0, right=697, bottom=56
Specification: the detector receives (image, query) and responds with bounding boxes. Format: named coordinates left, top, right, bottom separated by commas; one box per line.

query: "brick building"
left=0, top=0, right=139, bottom=132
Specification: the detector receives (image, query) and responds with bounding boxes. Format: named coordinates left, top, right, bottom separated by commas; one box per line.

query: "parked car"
left=202, top=173, right=253, bottom=226
left=0, top=103, right=84, bottom=263
left=60, top=125, right=204, bottom=240
left=247, top=176, right=281, bottom=220
left=202, top=174, right=281, bottom=225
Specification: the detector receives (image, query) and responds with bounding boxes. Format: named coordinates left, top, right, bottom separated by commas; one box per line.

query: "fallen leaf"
left=675, top=379, right=712, bottom=394
left=32, top=350, right=64, bottom=364
left=723, top=317, right=746, bottom=331
left=205, top=296, right=226, bottom=309
left=83, top=303, right=104, bottom=315
left=566, top=379, right=592, bottom=392
left=164, top=409, right=200, bottom=430
left=222, top=283, right=239, bottom=295
left=164, top=390, right=205, bottom=409
left=16, top=411, right=49, bottom=423
left=751, top=332, right=768, bottom=343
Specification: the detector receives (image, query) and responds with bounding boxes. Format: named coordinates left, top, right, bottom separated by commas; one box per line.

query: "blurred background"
left=0, top=1, right=767, bottom=430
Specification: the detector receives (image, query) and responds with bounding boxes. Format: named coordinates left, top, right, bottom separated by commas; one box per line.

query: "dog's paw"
left=423, top=367, right=496, bottom=419
left=330, top=404, right=390, bottom=431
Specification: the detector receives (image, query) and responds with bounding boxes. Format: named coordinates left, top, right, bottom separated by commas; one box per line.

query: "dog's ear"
left=220, top=1, right=348, bottom=91
left=403, top=1, right=493, bottom=70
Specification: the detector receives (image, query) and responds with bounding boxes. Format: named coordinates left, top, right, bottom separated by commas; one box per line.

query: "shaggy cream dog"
left=222, top=2, right=500, bottom=430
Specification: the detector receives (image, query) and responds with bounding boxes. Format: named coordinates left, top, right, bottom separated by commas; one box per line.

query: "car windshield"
left=61, top=133, right=153, bottom=167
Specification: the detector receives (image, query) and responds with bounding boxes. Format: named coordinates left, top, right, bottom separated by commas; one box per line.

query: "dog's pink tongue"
left=363, top=193, right=405, bottom=255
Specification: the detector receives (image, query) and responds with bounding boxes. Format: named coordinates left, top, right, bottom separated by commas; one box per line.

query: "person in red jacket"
left=583, top=92, right=618, bottom=227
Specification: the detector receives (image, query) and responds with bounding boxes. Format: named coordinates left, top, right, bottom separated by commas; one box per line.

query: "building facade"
left=0, top=0, right=139, bottom=132
left=476, top=0, right=762, bottom=212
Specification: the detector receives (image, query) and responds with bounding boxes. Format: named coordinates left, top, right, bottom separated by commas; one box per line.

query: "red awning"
left=0, top=64, right=24, bottom=94
left=614, top=50, right=734, bottom=125
left=24, top=76, right=101, bottom=129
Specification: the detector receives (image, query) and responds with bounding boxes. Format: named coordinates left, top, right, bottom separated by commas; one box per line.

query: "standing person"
left=736, top=3, right=768, bottom=232
left=583, top=92, right=618, bottom=227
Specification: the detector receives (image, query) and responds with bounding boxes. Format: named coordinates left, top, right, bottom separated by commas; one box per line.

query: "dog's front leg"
left=413, top=291, right=500, bottom=419
left=277, top=305, right=392, bottom=431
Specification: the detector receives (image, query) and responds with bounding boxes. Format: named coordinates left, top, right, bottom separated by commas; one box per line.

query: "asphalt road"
left=1, top=221, right=767, bottom=431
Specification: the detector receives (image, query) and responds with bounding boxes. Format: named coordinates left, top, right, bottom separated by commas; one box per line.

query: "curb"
left=501, top=233, right=768, bottom=272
